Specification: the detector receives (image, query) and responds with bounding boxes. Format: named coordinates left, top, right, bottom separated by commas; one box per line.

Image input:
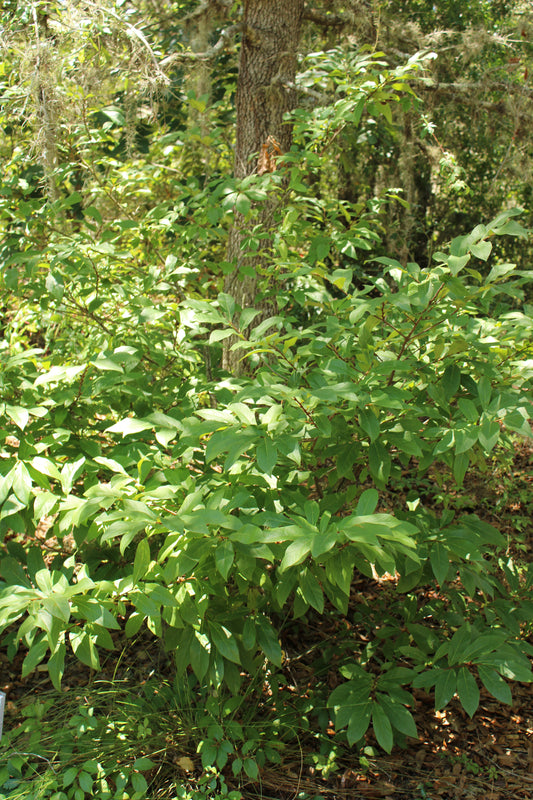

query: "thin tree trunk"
left=222, top=0, right=304, bottom=373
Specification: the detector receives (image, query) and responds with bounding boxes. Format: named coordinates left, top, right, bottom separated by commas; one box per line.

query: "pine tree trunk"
left=222, top=0, right=304, bottom=373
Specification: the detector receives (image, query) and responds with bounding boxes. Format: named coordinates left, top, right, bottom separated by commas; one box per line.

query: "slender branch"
left=160, top=24, right=242, bottom=66
left=303, top=7, right=347, bottom=28
left=423, top=80, right=533, bottom=99
left=277, top=79, right=330, bottom=105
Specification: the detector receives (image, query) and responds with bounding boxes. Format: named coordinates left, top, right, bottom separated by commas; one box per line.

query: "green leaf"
left=125, top=612, right=144, bottom=637
left=78, top=771, right=93, bottom=794
left=469, top=240, right=492, bottom=260
left=376, top=694, right=417, bottom=738
left=346, top=702, right=372, bottom=746
left=279, top=540, right=311, bottom=573
left=208, top=622, right=240, bottom=664
left=448, top=253, right=471, bottom=275
left=235, top=192, right=251, bottom=216
left=190, top=632, right=210, bottom=681
left=478, top=418, right=500, bottom=452
left=22, top=637, right=49, bottom=677
left=60, top=457, right=86, bottom=494
left=356, top=488, right=379, bottom=515
left=298, top=568, right=324, bottom=613
left=454, top=428, right=478, bottom=454
left=12, top=462, right=32, bottom=505
left=242, top=617, right=256, bottom=651
left=477, top=377, right=492, bottom=411
left=132, top=773, right=148, bottom=794
left=372, top=701, right=394, bottom=753
left=456, top=667, right=480, bottom=718
left=430, top=543, right=449, bottom=585
left=477, top=666, right=512, bottom=705
left=256, top=617, right=282, bottom=666
left=308, top=235, right=331, bottom=264
left=447, top=624, right=472, bottom=666
left=48, top=642, right=66, bottom=690
left=453, top=452, right=469, bottom=485
left=69, top=630, right=100, bottom=670
left=42, top=594, right=70, bottom=623
left=209, top=328, right=234, bottom=343
left=359, top=409, right=380, bottom=441
left=256, top=438, right=277, bottom=475
left=133, top=538, right=151, bottom=584
left=215, top=540, right=234, bottom=580
left=6, top=405, right=30, bottom=431
left=434, top=669, right=457, bottom=710
left=368, top=441, right=391, bottom=486
left=441, top=365, right=461, bottom=399
left=106, top=417, right=153, bottom=435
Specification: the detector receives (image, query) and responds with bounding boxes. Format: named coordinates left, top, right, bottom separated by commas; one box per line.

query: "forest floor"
left=1, top=439, right=532, bottom=800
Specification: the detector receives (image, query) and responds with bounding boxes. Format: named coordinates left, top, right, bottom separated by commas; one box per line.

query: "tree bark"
left=222, top=0, right=304, bottom=373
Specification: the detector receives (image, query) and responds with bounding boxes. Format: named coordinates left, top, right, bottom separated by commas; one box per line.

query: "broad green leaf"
left=433, top=429, right=454, bottom=455
left=359, top=409, right=380, bottom=441
left=235, top=192, right=251, bottom=216
left=190, top=633, right=210, bottom=681
left=22, top=637, right=49, bottom=677
left=368, top=441, right=391, bottom=486
left=208, top=622, right=240, bottom=664
left=346, top=702, right=372, bottom=746
left=215, top=540, right=234, bottom=580
left=469, top=240, right=492, bottom=260
left=106, top=417, right=153, bottom=435
left=279, top=540, right=312, bottom=573
left=310, top=528, right=338, bottom=558
left=242, top=617, right=256, bottom=651
left=0, top=468, right=14, bottom=506
left=477, top=666, right=512, bottom=705
left=453, top=452, right=469, bottom=485
left=133, top=538, right=151, bottom=584
left=356, top=488, right=379, bottom=516
left=69, top=630, right=100, bottom=670
left=60, top=457, right=86, bottom=494
left=477, top=377, right=492, bottom=410
left=12, top=462, right=32, bottom=505
left=209, top=328, right=234, bottom=343
left=454, top=429, right=478, bottom=455
left=6, top=405, right=29, bottom=431
left=441, top=365, right=461, bottom=399
left=256, top=438, right=277, bottom=475
left=125, top=612, right=144, bottom=637
left=48, top=642, right=66, bottom=690
left=42, top=595, right=70, bottom=623
left=372, top=702, right=394, bottom=753
left=298, top=569, right=324, bottom=613
left=430, top=543, right=449, bottom=585
left=256, top=617, right=282, bottom=666
left=478, top=418, right=500, bottom=452
left=34, top=364, right=86, bottom=387
left=456, top=667, right=480, bottom=718
left=308, top=235, right=331, bottom=264
left=30, top=457, right=62, bottom=482
left=434, top=669, right=457, bottom=710
left=376, top=694, right=417, bottom=739
left=448, top=253, right=471, bottom=275
left=447, top=624, right=472, bottom=666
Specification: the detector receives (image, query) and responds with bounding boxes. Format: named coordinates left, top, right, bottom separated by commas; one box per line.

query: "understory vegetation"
left=0, top=1, right=532, bottom=798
